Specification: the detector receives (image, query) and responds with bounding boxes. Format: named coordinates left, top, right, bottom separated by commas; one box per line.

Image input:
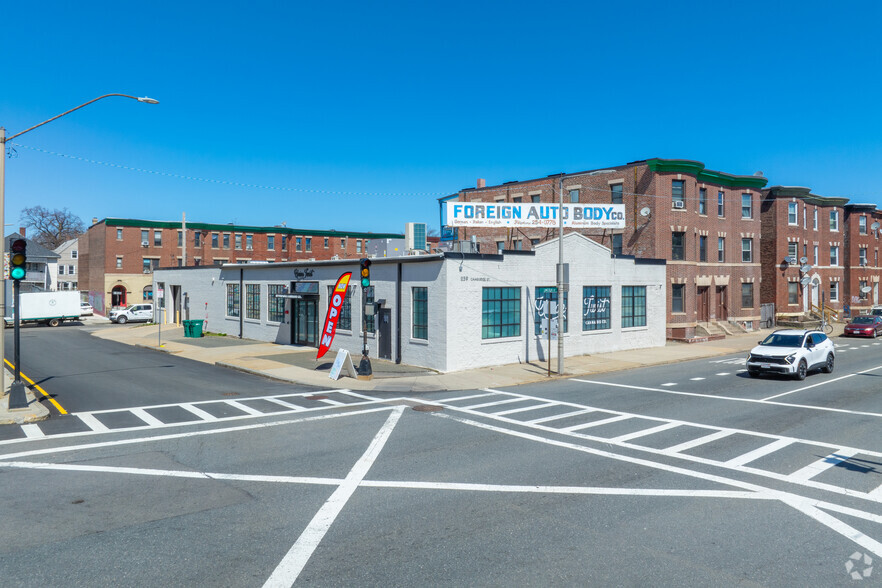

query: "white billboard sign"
left=446, top=202, right=626, bottom=229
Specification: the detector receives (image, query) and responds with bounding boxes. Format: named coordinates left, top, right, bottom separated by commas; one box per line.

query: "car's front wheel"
left=822, top=353, right=834, bottom=373
left=794, top=359, right=808, bottom=380
left=117, top=316, right=128, bottom=324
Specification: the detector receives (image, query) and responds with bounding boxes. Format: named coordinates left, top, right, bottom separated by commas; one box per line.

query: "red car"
left=844, top=315, right=882, bottom=337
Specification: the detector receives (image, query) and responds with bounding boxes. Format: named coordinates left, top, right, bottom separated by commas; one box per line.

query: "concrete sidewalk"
left=0, top=321, right=846, bottom=424
left=90, top=322, right=838, bottom=392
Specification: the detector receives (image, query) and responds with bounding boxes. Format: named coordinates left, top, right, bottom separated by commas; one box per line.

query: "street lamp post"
left=1, top=93, right=158, bottom=409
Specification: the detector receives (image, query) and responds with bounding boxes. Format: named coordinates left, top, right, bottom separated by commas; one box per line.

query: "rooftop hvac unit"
left=405, top=222, right=427, bottom=251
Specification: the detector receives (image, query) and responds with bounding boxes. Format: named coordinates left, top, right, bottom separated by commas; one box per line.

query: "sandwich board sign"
left=329, top=348, right=358, bottom=380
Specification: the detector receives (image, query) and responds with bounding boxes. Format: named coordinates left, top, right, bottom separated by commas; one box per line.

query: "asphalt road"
left=0, top=324, right=880, bottom=586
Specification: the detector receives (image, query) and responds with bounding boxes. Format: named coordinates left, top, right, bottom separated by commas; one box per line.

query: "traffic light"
left=359, top=258, right=371, bottom=287
left=9, top=239, right=26, bottom=281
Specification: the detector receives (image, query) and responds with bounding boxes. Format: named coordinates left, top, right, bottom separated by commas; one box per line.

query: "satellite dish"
left=800, top=276, right=811, bottom=285
left=873, top=222, right=881, bottom=231
left=639, top=207, right=651, bottom=217
left=800, top=264, right=812, bottom=273
left=861, top=286, right=873, bottom=294
left=799, top=257, right=808, bottom=264
left=782, top=257, right=792, bottom=265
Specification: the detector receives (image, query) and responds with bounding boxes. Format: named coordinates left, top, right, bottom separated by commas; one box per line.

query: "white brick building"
left=153, top=234, right=666, bottom=372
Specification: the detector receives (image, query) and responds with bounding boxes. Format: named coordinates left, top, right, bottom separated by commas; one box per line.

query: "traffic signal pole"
left=7, top=278, right=27, bottom=409
left=357, top=259, right=373, bottom=379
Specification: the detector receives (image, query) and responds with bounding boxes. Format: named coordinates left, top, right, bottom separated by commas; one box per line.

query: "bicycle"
left=823, top=322, right=834, bottom=335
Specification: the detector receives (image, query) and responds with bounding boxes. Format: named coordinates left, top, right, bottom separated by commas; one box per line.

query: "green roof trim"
left=763, top=186, right=849, bottom=207
left=100, top=218, right=403, bottom=239
left=646, top=158, right=769, bottom=189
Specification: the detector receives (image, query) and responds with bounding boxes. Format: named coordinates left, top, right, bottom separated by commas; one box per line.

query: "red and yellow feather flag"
left=317, top=272, right=352, bottom=359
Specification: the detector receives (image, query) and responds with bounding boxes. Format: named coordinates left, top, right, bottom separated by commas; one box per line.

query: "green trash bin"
left=182, top=320, right=192, bottom=337
left=190, top=320, right=204, bottom=338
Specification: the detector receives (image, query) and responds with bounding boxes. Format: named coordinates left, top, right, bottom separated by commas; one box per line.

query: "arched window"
left=143, top=285, right=153, bottom=301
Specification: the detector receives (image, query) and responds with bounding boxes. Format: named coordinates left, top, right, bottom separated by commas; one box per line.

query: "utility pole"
left=557, top=176, right=565, bottom=375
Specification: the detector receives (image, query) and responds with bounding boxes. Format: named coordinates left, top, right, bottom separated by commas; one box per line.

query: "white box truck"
left=4, top=291, right=82, bottom=327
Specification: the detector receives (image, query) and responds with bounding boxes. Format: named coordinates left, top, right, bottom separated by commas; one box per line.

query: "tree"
left=19, top=206, right=86, bottom=249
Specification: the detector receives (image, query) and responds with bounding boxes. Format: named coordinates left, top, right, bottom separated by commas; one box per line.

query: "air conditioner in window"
left=672, top=201, right=685, bottom=209
left=141, top=241, right=149, bottom=247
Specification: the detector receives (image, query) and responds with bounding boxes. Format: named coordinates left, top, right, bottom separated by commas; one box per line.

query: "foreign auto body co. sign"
left=446, top=202, right=626, bottom=228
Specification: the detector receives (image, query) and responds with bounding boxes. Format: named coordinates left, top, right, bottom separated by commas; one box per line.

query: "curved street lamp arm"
left=5, top=93, right=158, bottom=142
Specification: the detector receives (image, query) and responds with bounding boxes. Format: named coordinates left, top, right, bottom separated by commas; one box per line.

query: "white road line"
left=430, top=412, right=882, bottom=556
left=664, top=430, right=735, bottom=454
left=77, top=413, right=109, bottom=432
left=0, top=407, right=396, bottom=461
left=130, top=408, right=165, bottom=427
left=661, top=383, right=677, bottom=387
left=264, top=398, right=304, bottom=411
left=788, top=450, right=858, bottom=482
left=527, top=408, right=595, bottom=424
left=572, top=377, right=882, bottom=419
left=716, top=373, right=731, bottom=376
left=762, top=363, right=882, bottom=401
left=460, top=398, right=527, bottom=411
left=868, top=482, right=882, bottom=501
left=263, top=406, right=404, bottom=588
left=493, top=402, right=556, bottom=416
left=437, top=392, right=496, bottom=404
left=724, top=438, right=795, bottom=467
left=781, top=496, right=882, bottom=559
left=690, top=377, right=705, bottom=381
left=180, top=403, right=219, bottom=421
left=609, top=422, right=680, bottom=443
left=79, top=390, right=352, bottom=415
left=20, top=424, right=44, bottom=439
left=560, top=414, right=630, bottom=432
left=319, top=398, right=344, bottom=406
left=225, top=400, right=270, bottom=415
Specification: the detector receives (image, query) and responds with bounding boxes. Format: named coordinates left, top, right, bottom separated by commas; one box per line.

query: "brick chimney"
left=477, top=178, right=486, bottom=189
left=18, top=227, right=25, bottom=237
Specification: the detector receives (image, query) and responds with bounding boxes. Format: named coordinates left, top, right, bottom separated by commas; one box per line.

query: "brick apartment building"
left=441, top=158, right=769, bottom=339
left=80, top=218, right=403, bottom=315
left=843, top=202, right=882, bottom=313
left=760, top=187, right=849, bottom=320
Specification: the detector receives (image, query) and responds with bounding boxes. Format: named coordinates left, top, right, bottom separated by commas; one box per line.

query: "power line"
left=8, top=142, right=447, bottom=199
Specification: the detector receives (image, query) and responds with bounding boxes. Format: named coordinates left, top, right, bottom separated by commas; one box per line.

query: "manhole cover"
left=412, top=404, right=443, bottom=412
left=306, top=395, right=328, bottom=400
left=222, top=392, right=240, bottom=397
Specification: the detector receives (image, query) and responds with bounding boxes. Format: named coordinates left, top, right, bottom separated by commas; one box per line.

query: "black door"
left=378, top=308, right=392, bottom=360
left=292, top=296, right=318, bottom=347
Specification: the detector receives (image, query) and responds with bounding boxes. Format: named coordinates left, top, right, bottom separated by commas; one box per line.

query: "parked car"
left=110, top=304, right=154, bottom=324
left=80, top=302, right=94, bottom=316
left=844, top=315, right=882, bottom=338
left=746, top=329, right=835, bottom=380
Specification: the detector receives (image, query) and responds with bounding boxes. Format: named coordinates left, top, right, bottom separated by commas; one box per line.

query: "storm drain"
left=412, top=404, right=443, bottom=412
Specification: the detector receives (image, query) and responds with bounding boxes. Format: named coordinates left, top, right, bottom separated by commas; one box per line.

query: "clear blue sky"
left=3, top=1, right=882, bottom=236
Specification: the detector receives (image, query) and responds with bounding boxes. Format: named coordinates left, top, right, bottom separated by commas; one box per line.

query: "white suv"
left=110, top=304, right=154, bottom=324
left=746, top=329, right=835, bottom=380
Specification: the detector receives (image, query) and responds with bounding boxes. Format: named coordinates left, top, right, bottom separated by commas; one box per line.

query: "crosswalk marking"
left=493, top=402, right=557, bottom=416
left=724, top=438, right=794, bottom=467
left=180, top=403, right=219, bottom=421
left=609, top=422, right=680, bottom=443
left=788, top=450, right=859, bottom=482
left=225, top=400, right=264, bottom=416
left=264, top=397, right=305, bottom=411
left=663, top=430, right=734, bottom=454
left=131, top=408, right=164, bottom=427
left=20, top=424, right=44, bottom=439
left=78, top=413, right=109, bottom=432
left=561, top=414, right=630, bottom=432
left=527, top=408, right=595, bottom=424
left=461, top=398, right=527, bottom=411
